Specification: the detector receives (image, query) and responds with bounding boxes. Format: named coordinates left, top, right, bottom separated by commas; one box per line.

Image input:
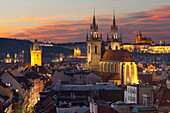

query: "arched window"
left=111, top=63, right=113, bottom=72
left=100, top=63, right=103, bottom=72
left=95, top=46, right=97, bottom=53
left=126, top=65, right=131, bottom=84
left=115, top=63, right=117, bottom=73
left=108, top=63, right=110, bottom=72
left=116, top=46, right=118, bottom=50
left=104, top=63, right=107, bottom=72
left=88, top=46, right=90, bottom=53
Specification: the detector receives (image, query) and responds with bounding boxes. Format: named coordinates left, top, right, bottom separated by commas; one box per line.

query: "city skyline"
left=0, top=0, right=170, bottom=43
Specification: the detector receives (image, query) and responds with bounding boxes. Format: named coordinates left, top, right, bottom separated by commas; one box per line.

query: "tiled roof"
left=0, top=94, right=10, bottom=102
left=138, top=74, right=152, bottom=83
left=25, top=72, right=40, bottom=79
left=0, top=80, right=8, bottom=88
left=98, top=104, right=118, bottom=113
left=101, top=50, right=134, bottom=62
left=154, top=85, right=170, bottom=106
left=96, top=72, right=120, bottom=82
left=0, top=102, right=3, bottom=111
left=84, top=104, right=118, bottom=113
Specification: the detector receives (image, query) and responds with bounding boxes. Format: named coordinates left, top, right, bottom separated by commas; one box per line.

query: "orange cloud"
left=0, top=16, right=57, bottom=23
left=1, top=5, right=170, bottom=43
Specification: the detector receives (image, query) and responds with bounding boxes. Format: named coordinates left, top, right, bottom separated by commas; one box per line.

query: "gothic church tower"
left=30, top=39, right=42, bottom=66
left=109, top=9, right=122, bottom=50
left=86, top=10, right=102, bottom=71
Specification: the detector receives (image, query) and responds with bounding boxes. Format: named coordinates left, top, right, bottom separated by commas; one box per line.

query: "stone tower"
left=136, top=31, right=142, bottom=43
left=86, top=10, right=102, bottom=71
left=109, top=9, right=122, bottom=50
left=30, top=39, right=42, bottom=66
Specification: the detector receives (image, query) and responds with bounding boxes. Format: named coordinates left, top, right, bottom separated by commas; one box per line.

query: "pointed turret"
left=93, top=8, right=96, bottom=26
left=107, top=32, right=109, bottom=42
left=100, top=32, right=102, bottom=38
left=111, top=8, right=118, bottom=40
left=45, top=38, right=46, bottom=43
left=86, top=33, right=88, bottom=40
left=90, top=8, right=99, bottom=39
left=113, top=8, right=116, bottom=28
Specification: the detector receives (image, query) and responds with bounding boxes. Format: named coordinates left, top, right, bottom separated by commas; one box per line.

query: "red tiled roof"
left=0, top=102, right=3, bottom=111
left=98, top=104, right=118, bottom=113
left=84, top=105, right=118, bottom=113
left=154, top=86, right=170, bottom=106
left=101, top=50, right=134, bottom=62
left=96, top=72, right=120, bottom=82
left=138, top=74, right=152, bottom=83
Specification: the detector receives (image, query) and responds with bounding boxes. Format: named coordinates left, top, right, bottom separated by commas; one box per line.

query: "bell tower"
left=110, top=8, right=121, bottom=50
left=86, top=9, right=102, bottom=71
left=30, top=39, right=42, bottom=66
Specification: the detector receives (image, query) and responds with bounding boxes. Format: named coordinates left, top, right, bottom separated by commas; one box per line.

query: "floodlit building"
left=86, top=10, right=138, bottom=85
left=30, top=39, right=42, bottom=66
left=74, top=47, right=81, bottom=57
left=4, top=53, right=13, bottom=63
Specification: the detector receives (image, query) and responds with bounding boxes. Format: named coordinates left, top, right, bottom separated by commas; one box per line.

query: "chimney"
left=37, top=67, right=39, bottom=72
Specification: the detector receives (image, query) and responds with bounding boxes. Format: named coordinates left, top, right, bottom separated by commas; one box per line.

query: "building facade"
left=30, top=39, right=42, bottom=66
left=86, top=10, right=138, bottom=85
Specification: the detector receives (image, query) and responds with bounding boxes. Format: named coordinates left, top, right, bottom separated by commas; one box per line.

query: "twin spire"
left=87, top=8, right=120, bottom=41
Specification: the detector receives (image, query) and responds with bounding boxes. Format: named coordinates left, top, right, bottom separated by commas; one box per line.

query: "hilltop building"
left=39, top=38, right=53, bottom=47
left=86, top=10, right=138, bottom=85
left=136, top=31, right=155, bottom=45
left=30, top=39, right=42, bottom=66
left=123, top=31, right=170, bottom=54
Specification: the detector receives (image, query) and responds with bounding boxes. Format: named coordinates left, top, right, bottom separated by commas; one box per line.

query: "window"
left=116, top=46, right=118, bottom=50
left=95, top=46, right=97, bottom=53
left=88, top=46, right=90, bottom=53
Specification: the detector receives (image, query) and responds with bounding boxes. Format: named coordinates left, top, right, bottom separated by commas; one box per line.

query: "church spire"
left=113, top=7, right=116, bottom=28
left=90, top=7, right=99, bottom=39
left=86, top=32, right=88, bottom=40
left=93, top=7, right=96, bottom=26
left=111, top=7, right=118, bottom=39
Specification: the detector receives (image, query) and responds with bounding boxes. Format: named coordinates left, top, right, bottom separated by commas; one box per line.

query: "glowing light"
left=16, top=89, right=19, bottom=92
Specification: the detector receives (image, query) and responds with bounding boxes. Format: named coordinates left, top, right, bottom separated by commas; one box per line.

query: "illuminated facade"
left=74, top=47, right=81, bottom=57
left=86, top=10, right=102, bottom=71
left=30, top=39, right=42, bottom=66
left=14, top=53, right=19, bottom=63
left=136, top=31, right=155, bottom=45
left=4, top=53, right=13, bottom=63
left=123, top=31, right=170, bottom=54
left=86, top=10, right=138, bottom=85
left=148, top=45, right=170, bottom=54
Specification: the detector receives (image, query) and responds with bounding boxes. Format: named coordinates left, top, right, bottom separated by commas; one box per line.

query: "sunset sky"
left=0, top=0, right=170, bottom=43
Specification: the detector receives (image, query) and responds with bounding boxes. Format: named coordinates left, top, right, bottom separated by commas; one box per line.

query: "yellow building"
left=148, top=45, right=170, bottom=54
left=4, top=53, right=13, bottom=63
left=74, top=47, right=81, bottom=57
left=30, top=39, right=42, bottom=66
left=136, top=31, right=155, bottom=45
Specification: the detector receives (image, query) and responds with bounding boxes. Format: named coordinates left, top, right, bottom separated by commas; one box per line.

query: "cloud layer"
left=0, top=5, right=170, bottom=43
